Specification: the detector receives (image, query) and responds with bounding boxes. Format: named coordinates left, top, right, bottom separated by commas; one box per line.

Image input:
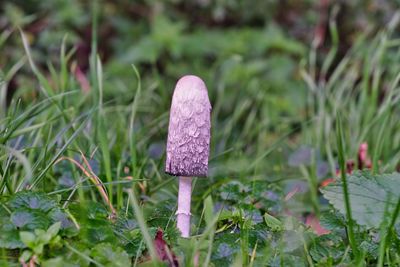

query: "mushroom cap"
left=165, top=75, right=211, bottom=177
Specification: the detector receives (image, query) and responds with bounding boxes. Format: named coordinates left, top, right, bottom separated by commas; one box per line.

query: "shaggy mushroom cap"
left=165, top=75, right=211, bottom=177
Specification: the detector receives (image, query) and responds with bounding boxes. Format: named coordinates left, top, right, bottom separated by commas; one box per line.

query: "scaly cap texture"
left=165, top=75, right=211, bottom=177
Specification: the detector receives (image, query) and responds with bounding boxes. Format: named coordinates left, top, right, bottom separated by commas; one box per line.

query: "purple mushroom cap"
left=165, top=75, right=212, bottom=177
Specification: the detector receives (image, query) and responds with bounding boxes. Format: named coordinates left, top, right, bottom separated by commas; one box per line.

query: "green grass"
left=1, top=2, right=400, bottom=266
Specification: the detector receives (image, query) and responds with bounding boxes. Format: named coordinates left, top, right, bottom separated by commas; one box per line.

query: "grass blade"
left=336, top=113, right=359, bottom=259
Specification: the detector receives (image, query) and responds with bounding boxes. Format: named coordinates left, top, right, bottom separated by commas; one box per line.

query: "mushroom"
left=165, top=75, right=211, bottom=238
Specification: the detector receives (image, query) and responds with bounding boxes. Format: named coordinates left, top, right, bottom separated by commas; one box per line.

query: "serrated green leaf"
left=80, top=221, right=116, bottom=245
left=220, top=181, right=248, bottom=200
left=360, top=240, right=379, bottom=258
left=212, top=232, right=240, bottom=266
left=309, top=234, right=345, bottom=263
left=69, top=201, right=109, bottom=221
left=121, top=228, right=145, bottom=257
left=146, top=200, right=175, bottom=228
left=11, top=209, right=50, bottom=230
left=319, top=210, right=346, bottom=232
left=8, top=191, right=57, bottom=212
left=321, top=171, right=400, bottom=228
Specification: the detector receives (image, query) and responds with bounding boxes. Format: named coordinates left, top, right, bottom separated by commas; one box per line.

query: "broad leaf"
left=8, top=191, right=58, bottom=212
left=11, top=209, right=50, bottom=230
left=19, top=231, right=36, bottom=247
left=47, top=221, right=61, bottom=237
left=321, top=171, right=400, bottom=228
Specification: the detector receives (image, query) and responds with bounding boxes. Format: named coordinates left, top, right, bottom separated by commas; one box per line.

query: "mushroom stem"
left=176, top=176, right=192, bottom=237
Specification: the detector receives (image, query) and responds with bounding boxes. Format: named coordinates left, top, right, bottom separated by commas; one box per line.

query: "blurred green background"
left=2, top=0, right=400, bottom=210
left=2, top=0, right=398, bottom=108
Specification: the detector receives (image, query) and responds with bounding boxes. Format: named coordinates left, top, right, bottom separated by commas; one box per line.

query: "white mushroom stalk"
left=165, top=75, right=211, bottom=238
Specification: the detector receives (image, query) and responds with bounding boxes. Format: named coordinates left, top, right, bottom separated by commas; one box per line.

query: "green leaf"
left=219, top=181, right=247, bottom=201
left=0, top=223, right=24, bottom=249
left=212, top=232, right=240, bottom=265
left=69, top=201, right=109, bottom=221
left=319, top=210, right=346, bottom=232
left=36, top=231, right=52, bottom=244
left=309, top=234, right=345, bottom=263
left=8, top=191, right=57, bottom=212
left=33, top=243, right=44, bottom=254
left=19, top=231, right=36, bottom=248
left=90, top=243, right=131, bottom=267
left=48, top=208, right=78, bottom=237
left=146, top=200, right=175, bottom=228
left=11, top=209, right=50, bottom=230
left=47, top=221, right=61, bottom=237
left=80, top=220, right=116, bottom=245
left=112, top=217, right=142, bottom=257
left=264, top=213, right=283, bottom=232
left=51, top=235, right=61, bottom=245
left=360, top=240, right=379, bottom=258
left=321, top=171, right=400, bottom=228
left=34, top=229, right=46, bottom=236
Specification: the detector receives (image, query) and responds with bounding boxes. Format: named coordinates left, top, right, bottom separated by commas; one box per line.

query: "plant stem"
left=336, top=114, right=358, bottom=259
left=177, top=176, right=192, bottom=238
